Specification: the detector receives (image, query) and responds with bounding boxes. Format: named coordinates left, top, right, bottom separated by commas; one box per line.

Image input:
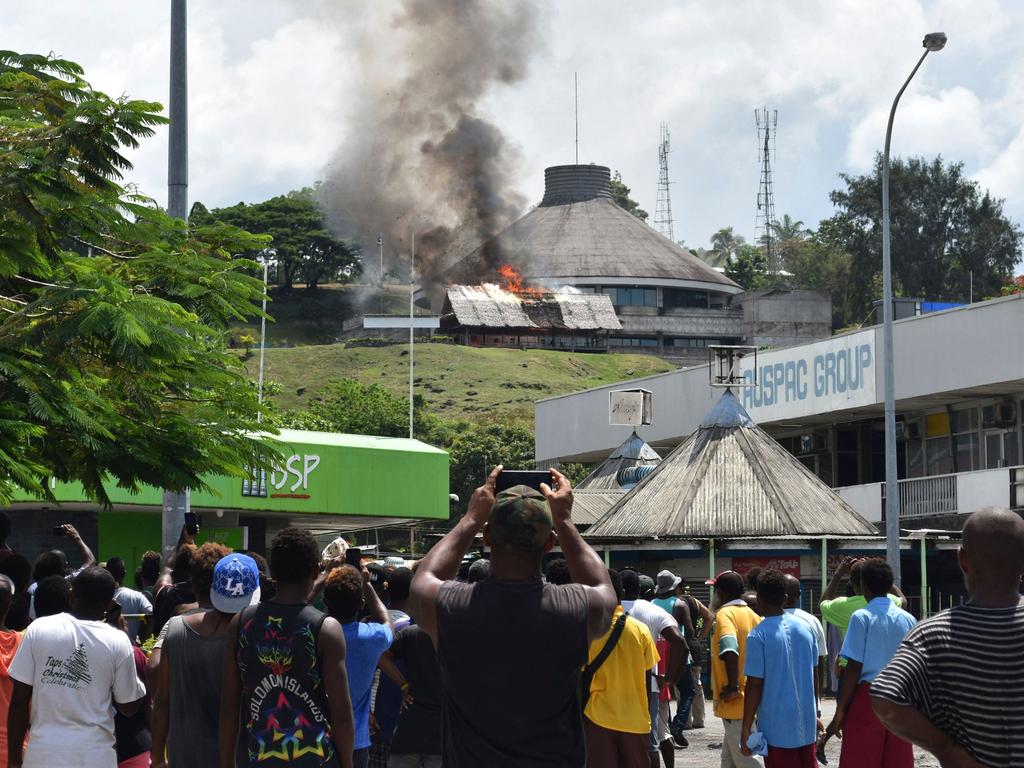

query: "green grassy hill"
left=245, top=343, right=675, bottom=425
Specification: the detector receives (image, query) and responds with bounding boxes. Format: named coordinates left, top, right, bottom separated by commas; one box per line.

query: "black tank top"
left=237, top=602, right=338, bottom=767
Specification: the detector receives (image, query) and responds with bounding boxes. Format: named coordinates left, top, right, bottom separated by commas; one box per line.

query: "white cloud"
left=845, top=86, right=993, bottom=170
left=6, top=0, right=1024, bottom=250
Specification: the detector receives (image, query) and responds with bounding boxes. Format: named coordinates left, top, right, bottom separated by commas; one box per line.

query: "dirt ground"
left=667, top=697, right=941, bottom=768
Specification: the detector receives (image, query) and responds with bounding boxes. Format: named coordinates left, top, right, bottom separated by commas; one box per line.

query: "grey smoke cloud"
left=318, top=0, right=540, bottom=290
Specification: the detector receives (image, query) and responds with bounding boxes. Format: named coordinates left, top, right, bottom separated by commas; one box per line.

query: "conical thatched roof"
left=584, top=390, right=878, bottom=541
left=446, top=165, right=740, bottom=292
left=576, top=431, right=661, bottom=491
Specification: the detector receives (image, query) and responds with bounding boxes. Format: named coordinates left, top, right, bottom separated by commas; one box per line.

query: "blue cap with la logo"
left=211, top=553, right=261, bottom=614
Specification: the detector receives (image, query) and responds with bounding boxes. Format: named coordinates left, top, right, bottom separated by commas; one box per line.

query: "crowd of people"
left=0, top=472, right=1019, bottom=768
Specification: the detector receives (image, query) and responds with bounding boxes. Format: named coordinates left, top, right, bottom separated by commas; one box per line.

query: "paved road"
left=667, top=697, right=941, bottom=767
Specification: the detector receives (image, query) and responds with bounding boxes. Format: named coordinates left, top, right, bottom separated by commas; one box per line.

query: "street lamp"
left=881, top=32, right=946, bottom=585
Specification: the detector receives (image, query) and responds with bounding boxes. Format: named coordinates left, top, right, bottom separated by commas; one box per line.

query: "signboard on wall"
left=609, top=389, right=653, bottom=426
left=739, top=330, right=876, bottom=423
left=732, top=556, right=801, bottom=578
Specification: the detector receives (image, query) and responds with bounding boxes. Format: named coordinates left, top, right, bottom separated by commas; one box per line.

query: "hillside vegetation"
left=246, top=343, right=675, bottom=425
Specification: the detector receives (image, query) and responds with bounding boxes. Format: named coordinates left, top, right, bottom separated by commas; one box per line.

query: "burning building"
left=440, top=280, right=621, bottom=351
left=443, top=164, right=831, bottom=364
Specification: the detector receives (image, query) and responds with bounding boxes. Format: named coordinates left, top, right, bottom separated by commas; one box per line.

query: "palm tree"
left=769, top=214, right=811, bottom=242
left=700, top=227, right=745, bottom=268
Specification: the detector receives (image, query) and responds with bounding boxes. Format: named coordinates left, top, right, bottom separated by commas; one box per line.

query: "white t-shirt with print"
left=9, top=612, right=146, bottom=768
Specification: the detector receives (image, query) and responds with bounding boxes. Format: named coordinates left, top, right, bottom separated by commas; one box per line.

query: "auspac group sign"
left=739, top=330, right=876, bottom=423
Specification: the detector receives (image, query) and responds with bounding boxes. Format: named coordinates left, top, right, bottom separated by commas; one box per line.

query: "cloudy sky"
left=8, top=0, right=1024, bottom=251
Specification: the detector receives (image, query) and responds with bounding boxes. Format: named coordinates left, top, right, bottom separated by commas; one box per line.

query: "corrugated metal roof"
left=570, top=489, right=626, bottom=526
left=444, top=285, right=621, bottom=330
left=584, top=390, right=878, bottom=541
left=576, top=431, right=661, bottom=490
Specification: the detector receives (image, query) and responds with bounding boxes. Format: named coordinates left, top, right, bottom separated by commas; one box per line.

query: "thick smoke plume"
left=319, top=0, right=540, bottom=296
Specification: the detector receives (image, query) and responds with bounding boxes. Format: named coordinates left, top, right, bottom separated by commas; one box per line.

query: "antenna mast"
left=574, top=72, right=579, bottom=164
left=654, top=122, right=675, bottom=241
left=755, top=106, right=778, bottom=274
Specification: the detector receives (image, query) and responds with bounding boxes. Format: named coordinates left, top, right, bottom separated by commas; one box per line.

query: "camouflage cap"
left=488, top=485, right=553, bottom=553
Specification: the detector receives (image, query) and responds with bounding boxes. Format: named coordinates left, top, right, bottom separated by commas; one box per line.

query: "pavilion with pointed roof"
left=584, top=390, right=878, bottom=542
left=576, top=430, right=661, bottom=491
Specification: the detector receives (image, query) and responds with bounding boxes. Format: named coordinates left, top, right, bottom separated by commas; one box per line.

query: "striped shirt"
left=871, top=601, right=1024, bottom=768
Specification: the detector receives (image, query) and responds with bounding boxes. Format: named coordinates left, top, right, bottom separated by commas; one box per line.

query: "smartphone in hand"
left=495, top=469, right=555, bottom=494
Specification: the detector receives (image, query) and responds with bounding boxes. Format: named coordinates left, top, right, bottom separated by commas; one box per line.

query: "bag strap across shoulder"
left=580, top=613, right=628, bottom=709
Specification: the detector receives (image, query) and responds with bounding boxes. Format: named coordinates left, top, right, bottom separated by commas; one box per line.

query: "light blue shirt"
left=343, top=621, right=394, bottom=750
left=840, top=596, right=916, bottom=683
left=743, top=613, right=819, bottom=749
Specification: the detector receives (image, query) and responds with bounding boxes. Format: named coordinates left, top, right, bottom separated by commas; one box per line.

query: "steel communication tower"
left=755, top=107, right=779, bottom=274
left=654, top=123, right=675, bottom=241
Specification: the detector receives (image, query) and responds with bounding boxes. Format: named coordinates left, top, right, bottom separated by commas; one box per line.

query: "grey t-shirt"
left=436, top=578, right=589, bottom=767
left=114, top=587, right=152, bottom=643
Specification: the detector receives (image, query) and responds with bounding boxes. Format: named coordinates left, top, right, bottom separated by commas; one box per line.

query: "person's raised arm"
left=820, top=556, right=856, bottom=602
left=361, top=565, right=391, bottom=630
left=218, top=614, right=243, bottom=768
left=870, top=697, right=983, bottom=768
left=307, top=557, right=343, bottom=604
left=8, top=681, right=30, bottom=768
left=319, top=617, right=354, bottom=768
left=542, top=468, right=615, bottom=642
left=157, top=525, right=194, bottom=592
left=62, top=524, right=95, bottom=569
left=411, top=465, right=501, bottom=646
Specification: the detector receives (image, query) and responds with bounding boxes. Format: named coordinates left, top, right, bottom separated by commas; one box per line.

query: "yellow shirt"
left=710, top=600, right=762, bottom=721
left=584, top=605, right=660, bottom=734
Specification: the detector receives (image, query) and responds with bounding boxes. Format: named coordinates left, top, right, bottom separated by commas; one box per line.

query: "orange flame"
left=497, top=264, right=548, bottom=297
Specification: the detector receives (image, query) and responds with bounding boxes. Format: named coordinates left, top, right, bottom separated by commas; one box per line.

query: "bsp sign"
left=242, top=454, right=321, bottom=499
left=740, top=330, right=876, bottom=422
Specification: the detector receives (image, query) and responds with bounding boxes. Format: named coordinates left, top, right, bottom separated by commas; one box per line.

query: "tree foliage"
left=824, top=155, right=1021, bottom=317
left=446, top=422, right=535, bottom=510
left=192, top=187, right=361, bottom=290
left=610, top=171, right=648, bottom=222
left=282, top=378, right=433, bottom=438
left=724, top=244, right=768, bottom=290
left=281, top=377, right=535, bottom=515
left=0, top=51, right=271, bottom=504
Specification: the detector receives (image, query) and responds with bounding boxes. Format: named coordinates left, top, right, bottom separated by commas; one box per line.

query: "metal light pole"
left=162, top=0, right=191, bottom=559
left=882, top=32, right=947, bottom=584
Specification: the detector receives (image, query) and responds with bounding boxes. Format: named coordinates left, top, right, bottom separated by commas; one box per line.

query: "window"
left=670, top=337, right=724, bottom=348
left=951, top=406, right=980, bottom=472
left=608, top=336, right=658, bottom=347
left=663, top=288, right=709, bottom=309
left=603, top=287, right=657, bottom=307
left=926, top=437, right=953, bottom=475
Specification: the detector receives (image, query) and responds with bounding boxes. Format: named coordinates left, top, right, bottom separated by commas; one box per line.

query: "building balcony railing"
left=837, top=465, right=1024, bottom=523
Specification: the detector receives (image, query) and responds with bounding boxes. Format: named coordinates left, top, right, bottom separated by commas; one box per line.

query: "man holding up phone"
left=411, top=467, right=617, bottom=767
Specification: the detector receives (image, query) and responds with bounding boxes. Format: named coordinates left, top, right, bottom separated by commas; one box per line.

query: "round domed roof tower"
left=446, top=164, right=740, bottom=295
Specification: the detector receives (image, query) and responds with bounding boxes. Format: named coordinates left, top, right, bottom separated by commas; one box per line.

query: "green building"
left=6, top=429, right=449, bottom=578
